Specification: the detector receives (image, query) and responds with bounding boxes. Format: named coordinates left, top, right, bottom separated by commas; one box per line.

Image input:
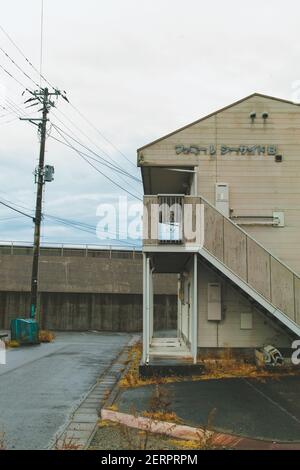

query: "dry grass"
left=118, top=384, right=178, bottom=450
left=119, top=342, right=151, bottom=388
left=0, top=432, right=5, bottom=450
left=113, top=345, right=300, bottom=450
left=119, top=343, right=300, bottom=389
left=120, top=422, right=149, bottom=450
left=5, top=339, right=20, bottom=348
left=200, top=358, right=261, bottom=379
left=119, top=343, right=175, bottom=388
left=39, top=330, right=55, bottom=343
left=168, top=434, right=214, bottom=450
left=168, top=408, right=217, bottom=450
left=168, top=439, right=200, bottom=449
left=107, top=403, right=119, bottom=411
left=98, top=419, right=119, bottom=428
left=54, top=434, right=82, bottom=450
left=197, top=347, right=299, bottom=381
left=106, top=385, right=215, bottom=450
left=142, top=411, right=182, bottom=423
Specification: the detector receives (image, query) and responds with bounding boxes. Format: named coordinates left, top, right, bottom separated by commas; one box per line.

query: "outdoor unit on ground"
left=10, top=319, right=39, bottom=345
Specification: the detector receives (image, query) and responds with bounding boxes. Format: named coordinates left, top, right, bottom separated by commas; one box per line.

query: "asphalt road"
left=118, top=375, right=300, bottom=442
left=0, top=331, right=131, bottom=450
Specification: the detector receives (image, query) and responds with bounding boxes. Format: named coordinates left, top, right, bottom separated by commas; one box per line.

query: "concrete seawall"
left=0, top=247, right=177, bottom=331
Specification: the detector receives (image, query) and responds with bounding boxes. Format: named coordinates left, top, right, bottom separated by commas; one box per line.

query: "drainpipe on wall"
left=192, top=253, right=198, bottom=364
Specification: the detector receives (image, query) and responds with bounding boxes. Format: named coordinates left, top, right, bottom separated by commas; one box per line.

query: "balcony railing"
left=143, top=195, right=201, bottom=247
left=158, top=195, right=183, bottom=244
left=144, top=194, right=300, bottom=328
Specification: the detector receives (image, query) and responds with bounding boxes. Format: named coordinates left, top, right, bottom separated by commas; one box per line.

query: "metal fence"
left=0, top=241, right=142, bottom=259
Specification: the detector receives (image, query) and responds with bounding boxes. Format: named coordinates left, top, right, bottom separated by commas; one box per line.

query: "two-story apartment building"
left=138, top=93, right=300, bottom=370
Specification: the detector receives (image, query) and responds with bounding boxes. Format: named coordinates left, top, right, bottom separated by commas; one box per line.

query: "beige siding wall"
left=197, top=260, right=291, bottom=348
left=140, top=95, right=300, bottom=274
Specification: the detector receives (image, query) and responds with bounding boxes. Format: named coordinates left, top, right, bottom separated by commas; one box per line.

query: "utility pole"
left=29, top=87, right=48, bottom=320
left=21, top=87, right=68, bottom=320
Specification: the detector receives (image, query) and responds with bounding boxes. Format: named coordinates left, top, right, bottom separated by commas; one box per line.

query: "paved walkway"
left=54, top=335, right=139, bottom=449
left=116, top=375, right=300, bottom=443
left=0, top=332, right=132, bottom=450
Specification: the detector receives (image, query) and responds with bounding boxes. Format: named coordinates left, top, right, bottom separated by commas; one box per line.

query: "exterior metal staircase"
left=200, top=197, right=300, bottom=337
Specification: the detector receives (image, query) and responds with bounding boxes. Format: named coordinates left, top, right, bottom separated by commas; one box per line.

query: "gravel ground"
left=89, top=423, right=185, bottom=450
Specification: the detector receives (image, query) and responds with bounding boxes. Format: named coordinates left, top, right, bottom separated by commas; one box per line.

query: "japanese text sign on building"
left=175, top=144, right=277, bottom=156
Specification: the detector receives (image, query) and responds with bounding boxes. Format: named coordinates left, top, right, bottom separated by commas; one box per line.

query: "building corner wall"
left=196, top=258, right=292, bottom=351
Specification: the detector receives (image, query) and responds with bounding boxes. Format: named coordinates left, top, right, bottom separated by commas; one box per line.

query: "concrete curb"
left=97, top=339, right=300, bottom=450
left=101, top=408, right=300, bottom=450
left=88, top=335, right=141, bottom=448
left=101, top=344, right=135, bottom=412
left=51, top=334, right=140, bottom=450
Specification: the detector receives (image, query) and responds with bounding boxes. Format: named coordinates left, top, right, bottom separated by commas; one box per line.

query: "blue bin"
left=10, top=319, right=40, bottom=345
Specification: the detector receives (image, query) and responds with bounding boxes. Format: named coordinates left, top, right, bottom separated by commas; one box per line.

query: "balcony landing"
left=149, top=337, right=191, bottom=357
left=140, top=337, right=203, bottom=377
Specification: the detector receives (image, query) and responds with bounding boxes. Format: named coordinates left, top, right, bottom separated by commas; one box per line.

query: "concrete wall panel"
left=247, top=238, right=271, bottom=300
left=223, top=220, right=247, bottom=281
left=0, top=254, right=176, bottom=295
left=0, top=291, right=177, bottom=332
left=295, top=276, right=300, bottom=325
left=203, top=202, right=224, bottom=261
left=270, top=258, right=295, bottom=320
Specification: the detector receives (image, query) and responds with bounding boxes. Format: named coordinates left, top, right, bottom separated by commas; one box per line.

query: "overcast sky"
left=0, top=0, right=299, bottom=248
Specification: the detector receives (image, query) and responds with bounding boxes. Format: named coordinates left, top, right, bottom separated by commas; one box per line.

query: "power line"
left=0, top=196, right=140, bottom=248
left=50, top=131, right=142, bottom=194
left=2, top=98, right=21, bottom=116
left=0, top=26, right=143, bottom=240
left=53, top=125, right=142, bottom=201
left=0, top=62, right=29, bottom=89
left=40, top=0, right=44, bottom=87
left=0, top=108, right=17, bottom=119
left=0, top=22, right=139, bottom=174
left=0, top=107, right=38, bottom=126
left=0, top=23, right=54, bottom=89
left=68, top=102, right=138, bottom=171
left=0, top=97, right=25, bottom=111
left=0, top=215, right=23, bottom=221
left=51, top=122, right=141, bottom=184
left=46, top=213, right=139, bottom=238
left=0, top=194, right=138, bottom=238
left=52, top=108, right=142, bottom=183
left=0, top=199, right=34, bottom=220
left=0, top=44, right=141, bottom=188
left=0, top=45, right=39, bottom=87
left=45, top=215, right=140, bottom=247
left=0, top=194, right=141, bottom=242
left=0, top=115, right=24, bottom=126
left=0, top=96, right=38, bottom=125
left=49, top=109, right=143, bottom=196
left=0, top=114, right=142, bottom=225
left=5, top=96, right=26, bottom=116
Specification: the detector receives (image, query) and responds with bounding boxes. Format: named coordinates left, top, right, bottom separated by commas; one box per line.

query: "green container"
left=10, top=319, right=40, bottom=345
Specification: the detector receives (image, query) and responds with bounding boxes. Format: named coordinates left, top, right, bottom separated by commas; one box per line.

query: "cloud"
left=0, top=0, right=299, bottom=245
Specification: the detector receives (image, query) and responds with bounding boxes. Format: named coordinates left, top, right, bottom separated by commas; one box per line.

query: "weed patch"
left=39, top=330, right=55, bottom=343
left=119, top=343, right=300, bottom=389
left=54, top=434, right=81, bottom=450
left=5, top=340, right=20, bottom=348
